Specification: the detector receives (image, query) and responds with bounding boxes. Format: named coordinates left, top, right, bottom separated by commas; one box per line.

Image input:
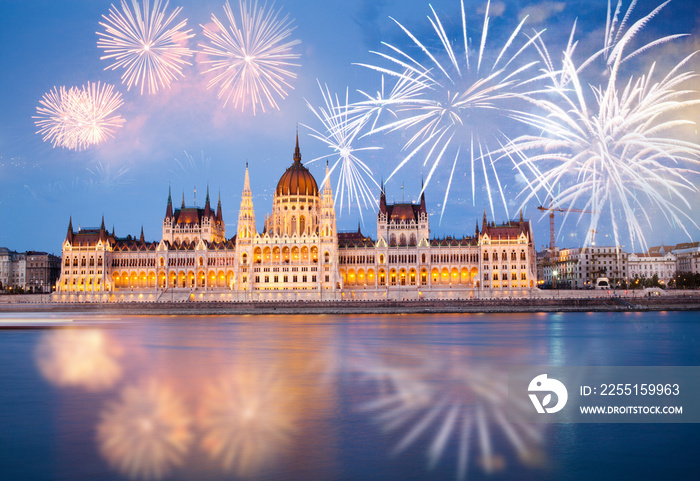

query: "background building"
left=26, top=251, right=61, bottom=293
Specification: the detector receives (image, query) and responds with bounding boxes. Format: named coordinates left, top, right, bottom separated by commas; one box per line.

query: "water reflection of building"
left=56, top=134, right=537, bottom=301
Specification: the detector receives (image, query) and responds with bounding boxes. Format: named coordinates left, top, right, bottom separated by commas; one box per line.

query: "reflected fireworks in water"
left=198, top=367, right=297, bottom=478
left=97, top=379, right=192, bottom=480
left=511, top=0, right=700, bottom=251
left=199, top=0, right=301, bottom=113
left=34, top=82, right=125, bottom=150
left=35, top=329, right=123, bottom=392
left=97, top=0, right=195, bottom=95
left=354, top=346, right=544, bottom=479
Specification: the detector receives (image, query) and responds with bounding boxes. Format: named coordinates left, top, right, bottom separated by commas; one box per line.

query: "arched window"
left=421, top=253, right=426, bottom=263
left=242, top=253, right=248, bottom=264
left=300, top=216, right=306, bottom=235
left=290, top=216, right=297, bottom=236
left=324, top=251, right=330, bottom=263
left=484, top=252, right=489, bottom=261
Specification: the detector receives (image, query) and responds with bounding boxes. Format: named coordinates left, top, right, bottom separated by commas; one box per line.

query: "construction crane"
left=537, top=203, right=597, bottom=252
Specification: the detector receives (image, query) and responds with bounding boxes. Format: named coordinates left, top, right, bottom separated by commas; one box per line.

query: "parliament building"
left=55, top=136, right=537, bottom=302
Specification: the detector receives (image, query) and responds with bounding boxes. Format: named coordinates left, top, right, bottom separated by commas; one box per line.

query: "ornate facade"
left=56, top=136, right=537, bottom=301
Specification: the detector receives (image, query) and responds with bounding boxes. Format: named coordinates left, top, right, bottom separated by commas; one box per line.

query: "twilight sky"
left=1, top=0, right=699, bottom=254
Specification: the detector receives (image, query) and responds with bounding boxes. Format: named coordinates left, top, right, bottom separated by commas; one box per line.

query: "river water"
left=1, top=311, right=698, bottom=480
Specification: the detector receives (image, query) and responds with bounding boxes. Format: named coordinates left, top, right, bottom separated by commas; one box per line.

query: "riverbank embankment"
left=1, top=295, right=699, bottom=315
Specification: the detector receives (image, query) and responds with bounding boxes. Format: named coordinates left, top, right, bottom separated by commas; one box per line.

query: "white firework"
left=34, top=82, right=125, bottom=151
left=356, top=0, right=545, bottom=222
left=304, top=82, right=382, bottom=219
left=97, top=0, right=195, bottom=95
left=33, top=86, right=75, bottom=149
left=510, top=0, right=700, bottom=251
left=199, top=0, right=301, bottom=114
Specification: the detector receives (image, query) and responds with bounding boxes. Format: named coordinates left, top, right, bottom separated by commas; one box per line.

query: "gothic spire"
left=204, top=184, right=211, bottom=217
left=243, top=162, right=251, bottom=193
left=293, top=130, right=301, bottom=163
left=166, top=186, right=173, bottom=218
left=66, top=217, right=74, bottom=243
left=181, top=192, right=186, bottom=209
left=323, top=160, right=333, bottom=195
left=379, top=179, right=387, bottom=213
left=216, top=190, right=223, bottom=223
left=99, top=215, right=106, bottom=241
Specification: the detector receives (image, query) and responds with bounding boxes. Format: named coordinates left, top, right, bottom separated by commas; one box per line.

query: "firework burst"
left=97, top=379, right=192, bottom=480
left=34, top=82, right=125, bottom=151
left=35, top=329, right=123, bottom=392
left=354, top=347, right=544, bottom=480
left=510, top=1, right=700, bottom=251
left=356, top=0, right=544, bottom=222
left=304, top=82, right=382, bottom=220
left=199, top=0, right=301, bottom=114
left=198, top=368, right=297, bottom=477
left=97, top=0, right=195, bottom=95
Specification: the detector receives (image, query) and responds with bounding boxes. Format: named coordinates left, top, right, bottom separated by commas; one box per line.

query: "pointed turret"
left=140, top=226, right=145, bottom=243
left=204, top=185, right=211, bottom=218
left=99, top=215, right=107, bottom=241
left=419, top=178, right=426, bottom=213
left=237, top=163, right=255, bottom=240
left=323, top=161, right=332, bottom=194
left=66, top=217, right=74, bottom=243
left=181, top=192, right=186, bottom=209
left=482, top=209, right=488, bottom=232
left=379, top=180, right=387, bottom=213
left=216, top=190, right=223, bottom=224
left=475, top=220, right=480, bottom=237
left=243, top=162, right=251, bottom=193
left=519, top=209, right=524, bottom=224
left=293, top=130, right=301, bottom=163
left=166, top=186, right=173, bottom=218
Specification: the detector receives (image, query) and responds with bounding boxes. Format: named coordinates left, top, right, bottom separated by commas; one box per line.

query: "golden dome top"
left=275, top=135, right=319, bottom=197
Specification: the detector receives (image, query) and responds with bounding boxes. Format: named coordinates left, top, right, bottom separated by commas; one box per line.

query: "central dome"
left=275, top=135, right=319, bottom=197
